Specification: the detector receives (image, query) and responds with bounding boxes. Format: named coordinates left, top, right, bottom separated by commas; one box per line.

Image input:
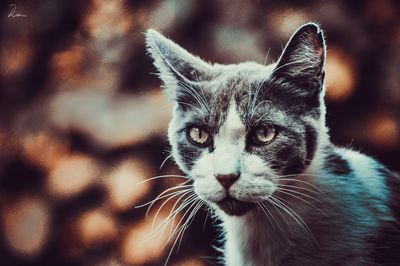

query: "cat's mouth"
left=216, top=196, right=255, bottom=216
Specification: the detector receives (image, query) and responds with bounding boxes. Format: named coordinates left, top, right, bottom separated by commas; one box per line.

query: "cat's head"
left=146, top=23, right=327, bottom=216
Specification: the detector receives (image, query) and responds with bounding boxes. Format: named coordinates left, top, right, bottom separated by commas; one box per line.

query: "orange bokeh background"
left=0, top=0, right=399, bottom=265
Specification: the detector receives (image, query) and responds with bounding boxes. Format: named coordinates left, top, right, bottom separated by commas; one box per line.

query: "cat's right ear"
left=145, top=29, right=211, bottom=100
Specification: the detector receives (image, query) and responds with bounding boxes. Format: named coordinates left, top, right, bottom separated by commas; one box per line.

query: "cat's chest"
left=224, top=234, right=292, bottom=266
left=225, top=234, right=274, bottom=266
left=223, top=216, right=294, bottom=266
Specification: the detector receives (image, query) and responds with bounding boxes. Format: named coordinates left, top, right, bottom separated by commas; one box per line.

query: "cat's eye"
left=187, top=126, right=211, bottom=146
left=251, top=125, right=276, bottom=145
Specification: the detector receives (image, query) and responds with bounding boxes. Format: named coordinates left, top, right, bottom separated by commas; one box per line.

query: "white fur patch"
left=190, top=100, right=276, bottom=204
left=213, top=101, right=246, bottom=176
left=338, top=148, right=389, bottom=199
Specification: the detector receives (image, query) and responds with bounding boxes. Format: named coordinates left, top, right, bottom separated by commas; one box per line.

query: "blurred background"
left=0, top=0, right=399, bottom=265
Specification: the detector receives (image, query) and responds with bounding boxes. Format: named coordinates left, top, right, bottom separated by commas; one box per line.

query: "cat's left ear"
left=272, top=23, right=326, bottom=94
left=145, top=29, right=212, bottom=100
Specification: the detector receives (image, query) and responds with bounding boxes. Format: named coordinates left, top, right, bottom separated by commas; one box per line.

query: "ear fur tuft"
left=145, top=29, right=211, bottom=100
left=274, top=22, right=326, bottom=79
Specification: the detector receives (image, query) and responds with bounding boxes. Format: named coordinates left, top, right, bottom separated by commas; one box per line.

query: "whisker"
left=167, top=192, right=197, bottom=235
left=176, top=80, right=210, bottom=114
left=136, top=181, right=191, bottom=208
left=275, top=188, right=328, bottom=214
left=250, top=99, right=273, bottom=122
left=277, top=184, right=322, bottom=195
left=263, top=48, right=271, bottom=66
left=153, top=192, right=197, bottom=230
left=176, top=200, right=204, bottom=251
left=160, top=154, right=174, bottom=170
left=163, top=199, right=203, bottom=266
left=176, top=101, right=206, bottom=116
left=202, top=206, right=210, bottom=232
left=276, top=187, right=327, bottom=206
left=164, top=196, right=199, bottom=246
left=273, top=175, right=326, bottom=194
left=137, top=174, right=190, bottom=184
left=148, top=189, right=193, bottom=222
left=268, top=195, right=314, bottom=241
left=264, top=197, right=293, bottom=235
left=136, top=187, right=193, bottom=209
left=147, top=193, right=197, bottom=239
left=274, top=173, right=329, bottom=180
left=247, top=48, right=271, bottom=121
left=143, top=182, right=193, bottom=218
left=152, top=191, right=195, bottom=231
left=258, top=201, right=285, bottom=236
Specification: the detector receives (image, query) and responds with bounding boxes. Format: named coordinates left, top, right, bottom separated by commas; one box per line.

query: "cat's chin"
left=216, top=197, right=255, bottom=216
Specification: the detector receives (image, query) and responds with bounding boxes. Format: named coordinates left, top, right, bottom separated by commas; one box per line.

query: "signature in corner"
left=8, top=4, right=27, bottom=18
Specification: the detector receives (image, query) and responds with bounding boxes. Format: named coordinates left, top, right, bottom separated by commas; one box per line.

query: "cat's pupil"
left=253, top=125, right=275, bottom=144
left=196, top=128, right=204, bottom=141
left=258, top=128, right=268, bottom=139
left=187, top=126, right=210, bottom=146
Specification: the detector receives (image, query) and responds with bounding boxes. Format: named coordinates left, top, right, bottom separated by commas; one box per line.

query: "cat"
left=145, top=23, right=400, bottom=266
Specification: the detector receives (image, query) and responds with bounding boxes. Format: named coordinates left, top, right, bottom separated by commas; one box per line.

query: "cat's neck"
left=221, top=210, right=297, bottom=266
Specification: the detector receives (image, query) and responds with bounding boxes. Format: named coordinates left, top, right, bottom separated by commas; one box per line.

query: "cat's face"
left=146, top=23, right=326, bottom=216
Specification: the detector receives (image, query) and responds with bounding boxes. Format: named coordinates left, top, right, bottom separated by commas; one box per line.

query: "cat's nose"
left=216, top=173, right=240, bottom=190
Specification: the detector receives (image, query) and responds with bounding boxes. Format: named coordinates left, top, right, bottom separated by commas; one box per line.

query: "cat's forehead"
left=203, top=62, right=276, bottom=109
left=179, top=63, right=275, bottom=133
left=208, top=63, right=273, bottom=105
left=177, top=61, right=304, bottom=134
left=210, top=61, right=276, bottom=90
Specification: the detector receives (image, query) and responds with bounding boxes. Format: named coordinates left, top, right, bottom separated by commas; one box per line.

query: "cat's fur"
left=145, top=23, right=400, bottom=265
